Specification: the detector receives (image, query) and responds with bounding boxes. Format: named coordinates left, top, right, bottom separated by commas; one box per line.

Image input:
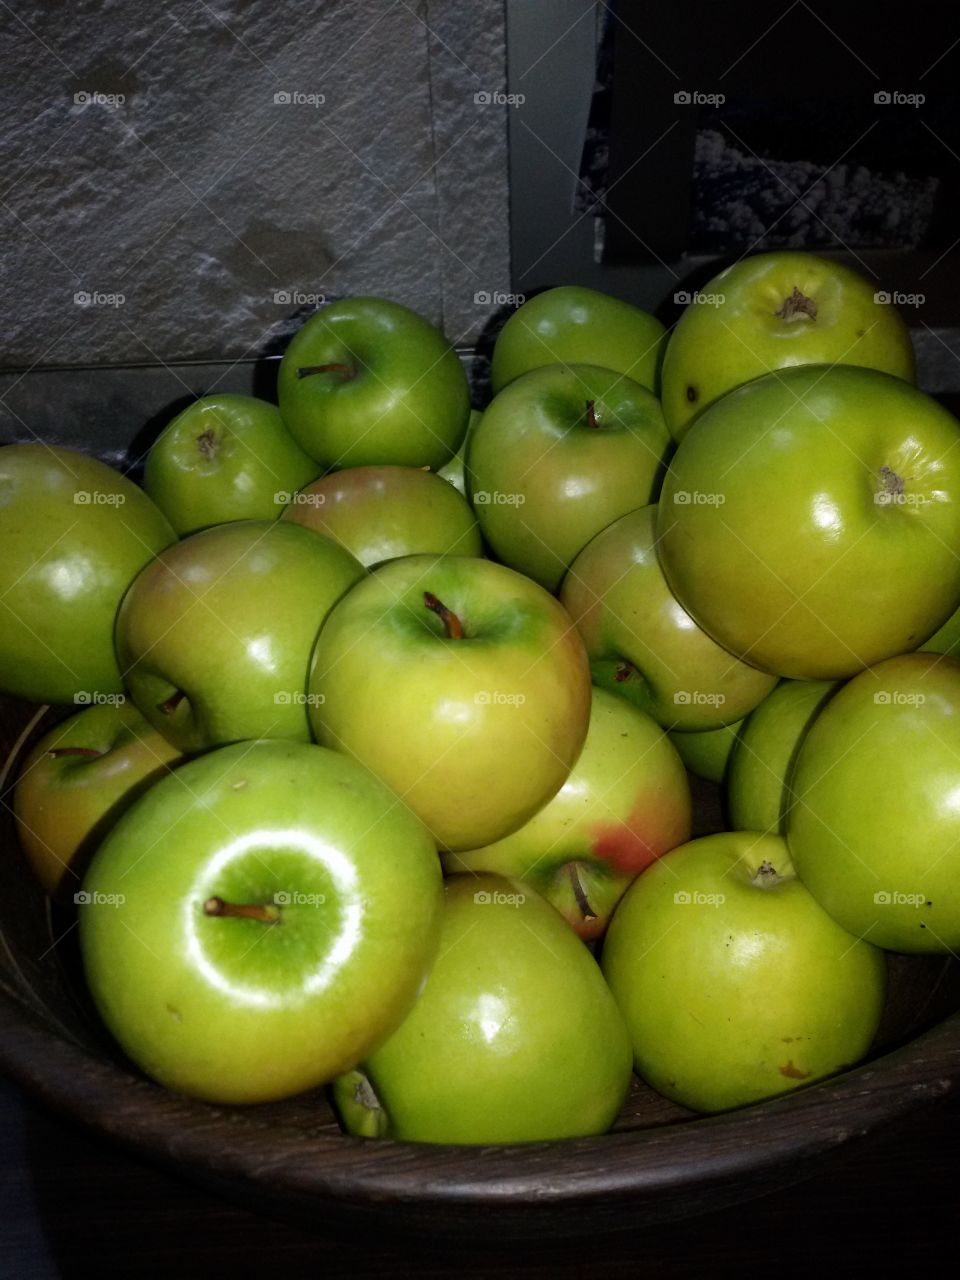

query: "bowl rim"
left=2, top=980, right=958, bottom=1212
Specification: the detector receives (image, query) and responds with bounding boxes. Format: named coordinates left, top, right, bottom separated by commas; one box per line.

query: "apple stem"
left=568, top=863, right=597, bottom=921
left=584, top=400, right=599, bottom=429
left=203, top=896, right=281, bottom=924
left=296, top=363, right=354, bottom=380
left=423, top=591, right=464, bottom=639
left=158, top=690, right=186, bottom=716
left=775, top=287, right=817, bottom=322
left=47, top=746, right=104, bottom=759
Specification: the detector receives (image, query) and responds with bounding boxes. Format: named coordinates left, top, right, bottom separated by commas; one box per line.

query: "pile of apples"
left=3, top=250, right=960, bottom=1143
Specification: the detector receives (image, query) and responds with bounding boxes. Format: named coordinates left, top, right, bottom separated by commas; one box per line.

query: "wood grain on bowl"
left=1, top=696, right=959, bottom=1238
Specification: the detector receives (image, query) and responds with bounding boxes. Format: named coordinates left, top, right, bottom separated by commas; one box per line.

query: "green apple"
left=466, top=364, right=672, bottom=592
left=79, top=739, right=443, bottom=1104
left=117, top=520, right=364, bottom=752
left=0, top=445, right=176, bottom=703
left=144, top=394, right=319, bottom=535
left=560, top=505, right=776, bottom=730
left=491, top=286, right=666, bottom=395
left=332, top=873, right=632, bottom=1142
left=308, top=554, right=591, bottom=851
left=727, top=679, right=839, bottom=833
left=669, top=719, right=743, bottom=784
left=657, top=366, right=960, bottom=679
left=661, top=251, right=916, bottom=441
left=280, top=465, right=482, bottom=567
left=602, top=831, right=886, bottom=1112
left=277, top=297, right=470, bottom=470
left=445, top=688, right=692, bottom=939
left=788, top=653, right=960, bottom=952
left=13, top=701, right=181, bottom=900
left=435, top=409, right=481, bottom=495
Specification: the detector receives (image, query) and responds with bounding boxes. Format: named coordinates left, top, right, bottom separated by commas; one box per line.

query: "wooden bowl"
left=2, top=696, right=959, bottom=1239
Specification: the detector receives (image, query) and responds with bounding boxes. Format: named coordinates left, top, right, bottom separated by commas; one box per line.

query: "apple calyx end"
left=423, top=591, right=464, bottom=639
left=750, top=860, right=790, bottom=889
left=296, top=363, right=355, bottom=380
left=775, top=287, right=817, bottom=322
left=203, top=896, right=282, bottom=924
left=196, top=428, right=218, bottom=461
left=878, top=464, right=906, bottom=500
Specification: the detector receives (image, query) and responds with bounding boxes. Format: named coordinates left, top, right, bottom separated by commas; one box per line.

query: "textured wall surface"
left=0, top=0, right=509, bottom=369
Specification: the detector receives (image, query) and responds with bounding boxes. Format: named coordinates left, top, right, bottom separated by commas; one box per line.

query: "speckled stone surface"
left=0, top=0, right=509, bottom=369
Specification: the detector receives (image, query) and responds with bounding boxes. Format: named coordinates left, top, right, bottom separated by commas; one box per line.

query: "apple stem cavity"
left=568, top=863, right=597, bottom=921
left=423, top=591, right=464, bottom=639
left=775, top=287, right=817, bottom=322
left=203, top=896, right=281, bottom=924
left=584, top=400, right=599, bottom=430
left=47, top=746, right=104, bottom=759
left=296, top=363, right=355, bottom=380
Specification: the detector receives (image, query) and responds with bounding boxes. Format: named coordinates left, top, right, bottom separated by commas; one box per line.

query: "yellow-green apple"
left=308, top=555, right=591, bottom=851
left=727, top=679, right=839, bottom=833
left=280, top=465, right=482, bottom=567
left=277, top=297, right=470, bottom=470
left=79, top=739, right=443, bottom=1104
left=445, top=688, right=692, bottom=939
left=657, top=366, right=960, bottom=679
left=669, top=719, right=743, bottom=783
left=117, top=520, right=364, bottom=751
left=466, top=364, right=672, bottom=592
left=0, top=445, right=175, bottom=703
left=561, top=506, right=776, bottom=730
left=491, top=286, right=666, bottom=395
left=661, top=251, right=916, bottom=441
left=332, top=873, right=632, bottom=1142
left=602, top=831, right=886, bottom=1112
left=788, top=653, right=960, bottom=952
left=144, top=394, right=318, bottom=535
left=13, top=701, right=181, bottom=900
